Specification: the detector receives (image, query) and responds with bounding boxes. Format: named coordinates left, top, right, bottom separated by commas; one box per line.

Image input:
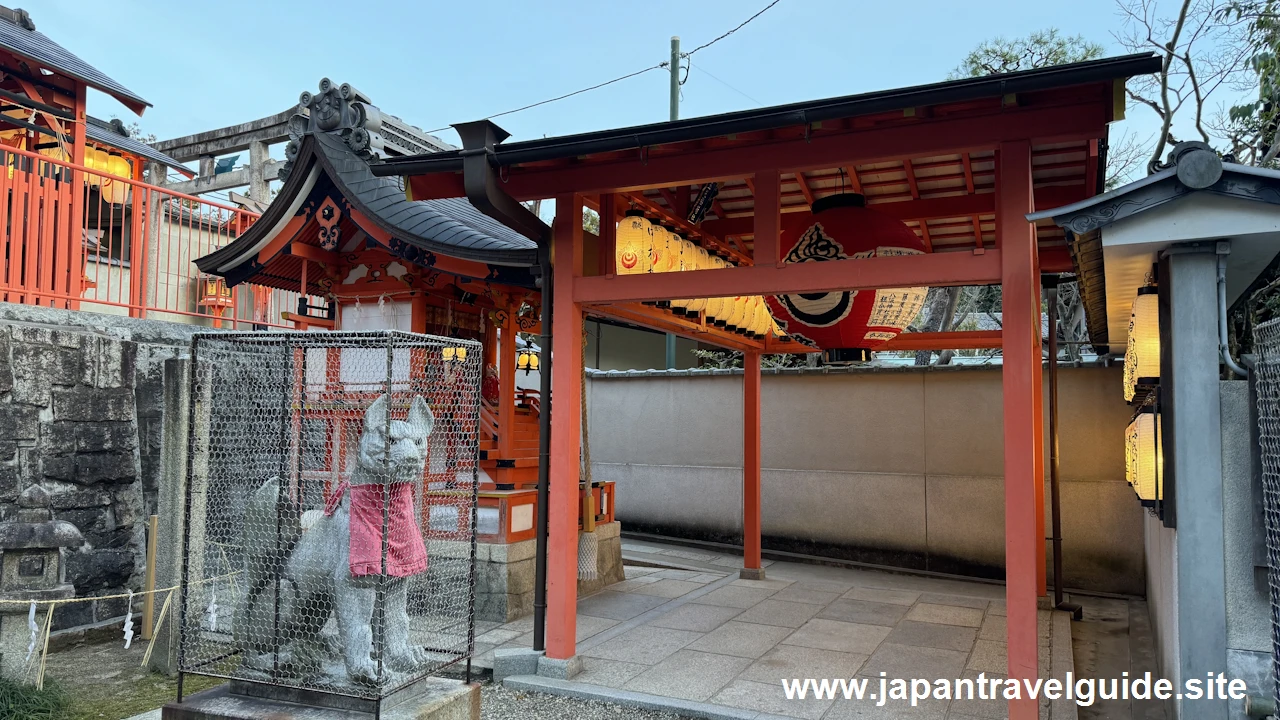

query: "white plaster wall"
left=587, top=365, right=1145, bottom=593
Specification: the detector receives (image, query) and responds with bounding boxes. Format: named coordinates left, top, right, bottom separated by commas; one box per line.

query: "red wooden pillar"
left=546, top=193, right=585, bottom=661
left=68, top=84, right=86, bottom=310
left=498, top=301, right=518, bottom=458
left=752, top=170, right=781, bottom=266
left=742, top=350, right=764, bottom=579
left=598, top=193, right=616, bottom=277
left=998, top=139, right=1039, bottom=720
left=1033, top=282, right=1047, bottom=597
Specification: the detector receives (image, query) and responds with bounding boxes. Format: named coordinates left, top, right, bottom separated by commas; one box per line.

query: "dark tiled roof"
left=311, top=131, right=536, bottom=264
left=0, top=18, right=148, bottom=112
left=195, top=133, right=536, bottom=280
left=85, top=116, right=186, bottom=173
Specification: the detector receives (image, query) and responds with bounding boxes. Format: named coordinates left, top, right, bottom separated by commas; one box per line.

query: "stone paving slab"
left=507, top=538, right=1072, bottom=720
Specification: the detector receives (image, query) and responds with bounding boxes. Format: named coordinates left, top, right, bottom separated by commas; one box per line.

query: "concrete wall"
left=588, top=364, right=1145, bottom=594
left=585, top=319, right=699, bottom=371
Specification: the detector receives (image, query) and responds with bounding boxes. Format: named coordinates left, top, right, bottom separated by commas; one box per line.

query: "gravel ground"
left=481, top=683, right=693, bottom=720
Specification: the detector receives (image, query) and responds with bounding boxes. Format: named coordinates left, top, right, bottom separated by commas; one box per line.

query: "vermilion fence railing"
left=0, top=144, right=310, bottom=330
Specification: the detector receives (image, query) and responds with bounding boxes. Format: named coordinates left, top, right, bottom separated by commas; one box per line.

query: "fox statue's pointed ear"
left=407, top=396, right=434, bottom=437
left=364, top=395, right=389, bottom=432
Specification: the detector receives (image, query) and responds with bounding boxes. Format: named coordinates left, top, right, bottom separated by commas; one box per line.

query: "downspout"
left=1216, top=242, right=1248, bottom=379
left=1043, top=275, right=1082, bottom=621
left=451, top=120, right=555, bottom=652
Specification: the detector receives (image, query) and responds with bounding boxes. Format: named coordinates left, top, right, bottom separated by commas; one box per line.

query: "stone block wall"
left=0, top=308, right=193, bottom=631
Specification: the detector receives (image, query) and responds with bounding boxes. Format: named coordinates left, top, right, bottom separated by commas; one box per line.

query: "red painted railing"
left=0, top=144, right=309, bottom=329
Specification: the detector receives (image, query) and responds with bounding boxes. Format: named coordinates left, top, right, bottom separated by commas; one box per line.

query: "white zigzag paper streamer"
left=206, top=587, right=218, bottom=633
left=123, top=591, right=135, bottom=649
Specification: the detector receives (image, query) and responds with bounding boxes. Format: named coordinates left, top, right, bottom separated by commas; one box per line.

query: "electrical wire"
left=687, top=60, right=764, bottom=107
left=424, top=0, right=785, bottom=133
left=680, top=0, right=783, bottom=59
left=425, top=63, right=669, bottom=134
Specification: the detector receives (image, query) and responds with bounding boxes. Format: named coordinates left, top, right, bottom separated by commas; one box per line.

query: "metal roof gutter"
left=449, top=119, right=555, bottom=658
left=373, top=52, right=1161, bottom=178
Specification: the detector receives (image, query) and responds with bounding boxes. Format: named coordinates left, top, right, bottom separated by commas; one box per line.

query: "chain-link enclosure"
left=1253, top=318, right=1280, bottom=705
left=178, top=330, right=481, bottom=701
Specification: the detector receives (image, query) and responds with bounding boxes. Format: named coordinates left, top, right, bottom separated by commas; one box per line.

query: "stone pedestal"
left=473, top=521, right=624, bottom=623
left=162, top=677, right=479, bottom=720
left=0, top=489, right=83, bottom=680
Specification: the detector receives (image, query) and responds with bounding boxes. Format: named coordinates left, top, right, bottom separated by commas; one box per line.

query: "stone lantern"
left=0, top=485, right=84, bottom=680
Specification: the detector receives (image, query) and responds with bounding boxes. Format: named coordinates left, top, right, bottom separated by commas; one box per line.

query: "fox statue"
left=235, top=394, right=434, bottom=685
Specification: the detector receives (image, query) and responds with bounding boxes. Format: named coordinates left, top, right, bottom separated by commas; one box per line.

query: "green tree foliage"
left=1221, top=1, right=1280, bottom=165
left=947, top=29, right=1104, bottom=79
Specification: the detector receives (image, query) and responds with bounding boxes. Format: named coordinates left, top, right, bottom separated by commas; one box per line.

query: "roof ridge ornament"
left=1150, top=141, right=1223, bottom=189
left=280, top=78, right=455, bottom=183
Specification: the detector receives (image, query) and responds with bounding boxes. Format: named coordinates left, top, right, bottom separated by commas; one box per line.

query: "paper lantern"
left=678, top=242, right=709, bottom=316
left=442, top=346, right=468, bottom=362
left=85, top=148, right=108, bottom=187
left=766, top=193, right=928, bottom=362
left=1125, top=409, right=1162, bottom=503
left=1123, top=287, right=1160, bottom=402
left=100, top=155, right=131, bottom=205
left=706, top=256, right=731, bottom=326
left=517, top=350, right=540, bottom=375
left=649, top=224, right=672, bottom=273
left=616, top=210, right=653, bottom=275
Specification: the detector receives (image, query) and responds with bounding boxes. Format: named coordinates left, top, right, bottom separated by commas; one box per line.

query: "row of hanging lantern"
left=616, top=209, right=786, bottom=340
left=37, top=145, right=133, bottom=205
left=1121, top=274, right=1164, bottom=508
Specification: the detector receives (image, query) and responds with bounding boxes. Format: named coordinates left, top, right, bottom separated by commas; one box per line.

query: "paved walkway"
left=482, top=538, right=1072, bottom=720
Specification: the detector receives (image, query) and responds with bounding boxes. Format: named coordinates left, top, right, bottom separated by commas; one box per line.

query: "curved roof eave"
left=195, top=134, right=537, bottom=281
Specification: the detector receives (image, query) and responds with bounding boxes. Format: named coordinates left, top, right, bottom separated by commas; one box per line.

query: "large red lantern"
left=766, top=193, right=928, bottom=363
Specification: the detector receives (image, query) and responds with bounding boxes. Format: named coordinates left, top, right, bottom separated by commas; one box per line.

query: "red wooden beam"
left=403, top=102, right=1109, bottom=201
left=574, top=248, right=1001, bottom=304
left=878, top=330, right=1001, bottom=351
left=793, top=172, right=816, bottom=208
left=598, top=193, right=617, bottom=276
left=585, top=303, right=765, bottom=352
left=972, top=217, right=984, bottom=249
left=919, top=222, right=933, bottom=253
left=845, top=166, right=863, bottom=194
left=902, top=159, right=920, bottom=200
left=657, top=187, right=680, bottom=213
left=961, top=153, right=976, bottom=194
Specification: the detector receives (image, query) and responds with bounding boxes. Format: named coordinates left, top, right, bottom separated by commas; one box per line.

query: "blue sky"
left=37, top=0, right=1220, bottom=164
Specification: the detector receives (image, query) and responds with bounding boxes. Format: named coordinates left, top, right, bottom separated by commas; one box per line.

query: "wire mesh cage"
left=178, top=330, right=482, bottom=701
left=1253, top=318, right=1280, bottom=705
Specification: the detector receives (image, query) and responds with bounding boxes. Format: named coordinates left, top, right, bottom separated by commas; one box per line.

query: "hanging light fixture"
left=670, top=232, right=692, bottom=316
left=765, top=193, right=929, bottom=363
left=517, top=349, right=540, bottom=375
left=680, top=243, right=710, bottom=318
left=442, top=346, right=468, bottom=363
left=1125, top=407, right=1163, bottom=505
left=616, top=209, right=654, bottom=275
left=1123, top=285, right=1160, bottom=402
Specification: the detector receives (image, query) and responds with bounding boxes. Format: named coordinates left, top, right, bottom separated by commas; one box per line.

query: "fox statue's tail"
left=233, top=478, right=303, bottom=654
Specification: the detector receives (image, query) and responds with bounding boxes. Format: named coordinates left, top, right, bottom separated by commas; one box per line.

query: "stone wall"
left=0, top=305, right=199, bottom=630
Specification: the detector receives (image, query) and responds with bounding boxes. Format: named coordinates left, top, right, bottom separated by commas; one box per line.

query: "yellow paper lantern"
left=681, top=242, right=708, bottom=315
left=616, top=210, right=653, bottom=275
left=1125, top=410, right=1162, bottom=502
left=705, top=256, right=729, bottom=324
left=100, top=155, right=131, bottom=205
left=1123, top=287, right=1160, bottom=402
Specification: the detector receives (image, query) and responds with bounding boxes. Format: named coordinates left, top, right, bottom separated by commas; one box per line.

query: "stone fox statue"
left=236, top=395, right=434, bottom=685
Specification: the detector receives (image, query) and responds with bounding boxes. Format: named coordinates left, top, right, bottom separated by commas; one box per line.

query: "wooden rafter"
left=844, top=166, right=863, bottom=194
left=961, top=153, right=975, bottom=194
left=794, top=172, right=816, bottom=208
left=971, top=216, right=984, bottom=248
left=902, top=159, right=920, bottom=200
left=920, top=222, right=933, bottom=253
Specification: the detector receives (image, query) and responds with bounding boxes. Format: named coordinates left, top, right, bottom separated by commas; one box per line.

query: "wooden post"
left=742, top=350, right=764, bottom=579
left=546, top=193, right=584, bottom=661
left=141, top=514, right=158, bottom=640
left=67, top=84, right=87, bottom=310
left=1033, top=283, right=1047, bottom=597
left=998, top=139, right=1039, bottom=720
left=598, top=193, right=617, bottom=277
left=498, top=302, right=518, bottom=458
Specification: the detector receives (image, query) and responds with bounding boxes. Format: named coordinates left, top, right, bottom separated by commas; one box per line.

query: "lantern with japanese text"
left=616, top=210, right=653, bottom=275
left=1123, top=286, right=1160, bottom=402
left=766, top=193, right=928, bottom=362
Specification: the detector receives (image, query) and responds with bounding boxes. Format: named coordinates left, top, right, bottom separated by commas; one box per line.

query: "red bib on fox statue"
left=765, top=193, right=930, bottom=363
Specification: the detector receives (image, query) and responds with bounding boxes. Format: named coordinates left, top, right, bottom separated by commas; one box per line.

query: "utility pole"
left=665, top=36, right=680, bottom=369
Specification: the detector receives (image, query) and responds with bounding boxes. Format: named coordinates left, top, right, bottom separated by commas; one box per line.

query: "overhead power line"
left=424, top=0, right=784, bottom=134
left=680, top=0, right=782, bottom=59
